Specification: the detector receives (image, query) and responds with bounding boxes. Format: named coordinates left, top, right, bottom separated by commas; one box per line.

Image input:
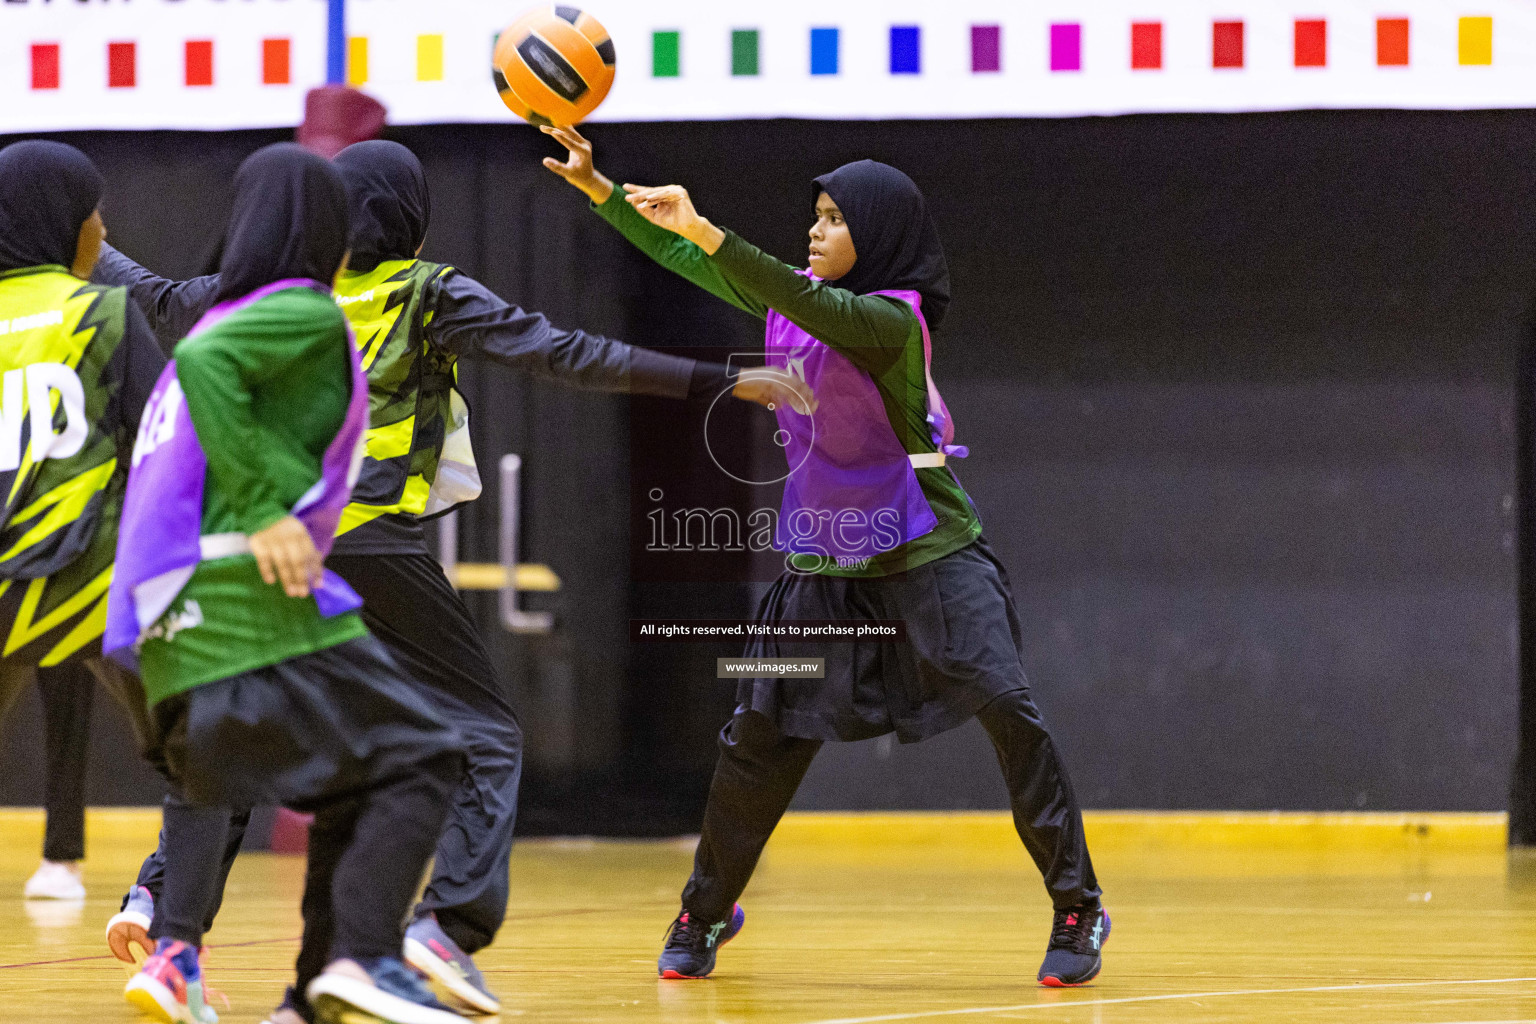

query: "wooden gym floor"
left=1, top=809, right=1533, bottom=1024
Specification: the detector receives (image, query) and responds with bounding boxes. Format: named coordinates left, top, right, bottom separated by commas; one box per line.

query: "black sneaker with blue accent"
left=259, top=986, right=313, bottom=1024
left=306, top=956, right=462, bottom=1024
left=1038, top=902, right=1110, bottom=987
left=657, top=904, right=745, bottom=979
left=403, top=913, right=499, bottom=1014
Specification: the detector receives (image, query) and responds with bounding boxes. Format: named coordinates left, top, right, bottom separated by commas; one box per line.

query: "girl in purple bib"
left=106, top=144, right=465, bottom=1024
left=545, top=129, right=1108, bottom=987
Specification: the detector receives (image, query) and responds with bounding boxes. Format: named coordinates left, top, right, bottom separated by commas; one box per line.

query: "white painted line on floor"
left=797, top=976, right=1536, bottom=1024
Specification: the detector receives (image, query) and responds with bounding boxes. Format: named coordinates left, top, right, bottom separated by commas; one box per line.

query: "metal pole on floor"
left=1513, top=319, right=1536, bottom=847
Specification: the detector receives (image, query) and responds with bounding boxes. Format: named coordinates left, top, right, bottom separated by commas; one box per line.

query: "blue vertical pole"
left=326, top=0, right=346, bottom=84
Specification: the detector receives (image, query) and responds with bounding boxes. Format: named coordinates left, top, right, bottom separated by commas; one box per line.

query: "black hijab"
left=216, top=143, right=349, bottom=303
left=333, top=140, right=429, bottom=272
left=811, top=160, right=951, bottom=328
left=0, top=141, right=104, bottom=273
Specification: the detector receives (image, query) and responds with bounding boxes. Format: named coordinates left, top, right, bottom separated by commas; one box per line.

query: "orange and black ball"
left=493, top=6, right=616, bottom=126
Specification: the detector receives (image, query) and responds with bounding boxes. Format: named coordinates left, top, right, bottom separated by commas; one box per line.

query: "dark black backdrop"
left=0, top=111, right=1528, bottom=834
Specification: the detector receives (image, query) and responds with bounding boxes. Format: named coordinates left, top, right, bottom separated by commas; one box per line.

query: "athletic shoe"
left=657, top=904, right=745, bottom=979
left=23, top=859, right=84, bottom=900
left=124, top=938, right=220, bottom=1024
left=107, top=884, right=156, bottom=964
left=1037, top=903, right=1110, bottom=987
left=259, top=987, right=312, bottom=1024
left=307, top=957, right=463, bottom=1024
left=403, top=913, right=500, bottom=1014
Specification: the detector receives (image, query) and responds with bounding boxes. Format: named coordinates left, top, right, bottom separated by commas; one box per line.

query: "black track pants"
left=681, top=690, right=1100, bottom=923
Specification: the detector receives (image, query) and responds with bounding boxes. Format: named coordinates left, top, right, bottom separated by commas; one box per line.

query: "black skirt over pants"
left=683, top=537, right=1100, bottom=921
left=131, top=548, right=525, bottom=957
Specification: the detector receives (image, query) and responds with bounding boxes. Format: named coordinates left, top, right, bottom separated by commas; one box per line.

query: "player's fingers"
left=275, top=542, right=310, bottom=598
left=254, top=547, right=278, bottom=586
left=271, top=553, right=299, bottom=595
left=555, top=126, right=589, bottom=152
left=624, top=183, right=670, bottom=201
left=294, top=538, right=321, bottom=592
left=540, top=125, right=589, bottom=158
left=541, top=157, right=568, bottom=175
left=630, top=187, right=681, bottom=210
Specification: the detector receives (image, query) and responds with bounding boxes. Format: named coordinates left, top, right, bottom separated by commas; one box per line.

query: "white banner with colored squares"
left=5, top=0, right=1536, bottom=133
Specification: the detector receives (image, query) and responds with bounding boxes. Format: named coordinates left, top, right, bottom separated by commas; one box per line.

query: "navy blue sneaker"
left=403, top=913, right=499, bottom=1014
left=259, top=986, right=313, bottom=1024
left=306, top=956, right=461, bottom=1024
left=1038, top=903, right=1110, bottom=987
left=658, top=904, right=745, bottom=979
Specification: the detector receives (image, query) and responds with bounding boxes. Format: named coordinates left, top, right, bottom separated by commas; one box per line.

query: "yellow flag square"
left=418, top=34, right=444, bottom=82
left=347, top=36, right=369, bottom=84
left=1458, top=16, right=1492, bottom=65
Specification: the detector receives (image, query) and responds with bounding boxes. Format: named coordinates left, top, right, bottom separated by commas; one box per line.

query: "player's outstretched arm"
left=540, top=125, right=761, bottom=317
left=92, top=243, right=220, bottom=356
left=623, top=184, right=911, bottom=373
left=424, top=272, right=796, bottom=411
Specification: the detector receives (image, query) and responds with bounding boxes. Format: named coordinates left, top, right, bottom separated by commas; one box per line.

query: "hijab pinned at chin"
left=216, top=143, right=350, bottom=304
left=334, top=140, right=429, bottom=272
left=0, top=141, right=104, bottom=274
left=811, top=159, right=952, bottom=329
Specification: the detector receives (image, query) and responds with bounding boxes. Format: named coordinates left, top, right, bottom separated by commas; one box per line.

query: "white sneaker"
left=23, top=860, right=85, bottom=900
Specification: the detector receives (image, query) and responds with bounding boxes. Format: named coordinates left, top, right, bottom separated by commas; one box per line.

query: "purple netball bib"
left=763, top=278, right=966, bottom=563
left=104, top=280, right=369, bottom=668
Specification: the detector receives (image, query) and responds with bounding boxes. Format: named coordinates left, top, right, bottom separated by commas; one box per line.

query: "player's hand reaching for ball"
left=733, top=367, right=817, bottom=416
left=540, top=125, right=614, bottom=204
left=250, top=515, right=323, bottom=599
left=623, top=184, right=726, bottom=255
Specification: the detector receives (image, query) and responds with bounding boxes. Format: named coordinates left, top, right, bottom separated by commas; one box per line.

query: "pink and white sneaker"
left=124, top=938, right=221, bottom=1024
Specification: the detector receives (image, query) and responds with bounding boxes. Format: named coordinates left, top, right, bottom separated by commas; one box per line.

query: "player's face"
left=808, top=192, right=856, bottom=281
left=70, top=209, right=105, bottom=280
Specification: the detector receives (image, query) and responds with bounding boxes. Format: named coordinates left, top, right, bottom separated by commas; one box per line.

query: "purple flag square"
left=972, top=25, right=1001, bottom=72
left=1050, top=22, right=1081, bottom=72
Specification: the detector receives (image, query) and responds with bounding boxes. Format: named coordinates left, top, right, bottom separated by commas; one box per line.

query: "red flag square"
left=1213, top=21, right=1244, bottom=68
left=31, top=44, right=60, bottom=90
left=1131, top=22, right=1162, bottom=69
left=186, top=40, right=214, bottom=86
left=108, top=41, right=135, bottom=88
left=1294, top=19, right=1326, bottom=66
left=1377, top=18, right=1409, bottom=66
left=263, top=38, right=291, bottom=85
